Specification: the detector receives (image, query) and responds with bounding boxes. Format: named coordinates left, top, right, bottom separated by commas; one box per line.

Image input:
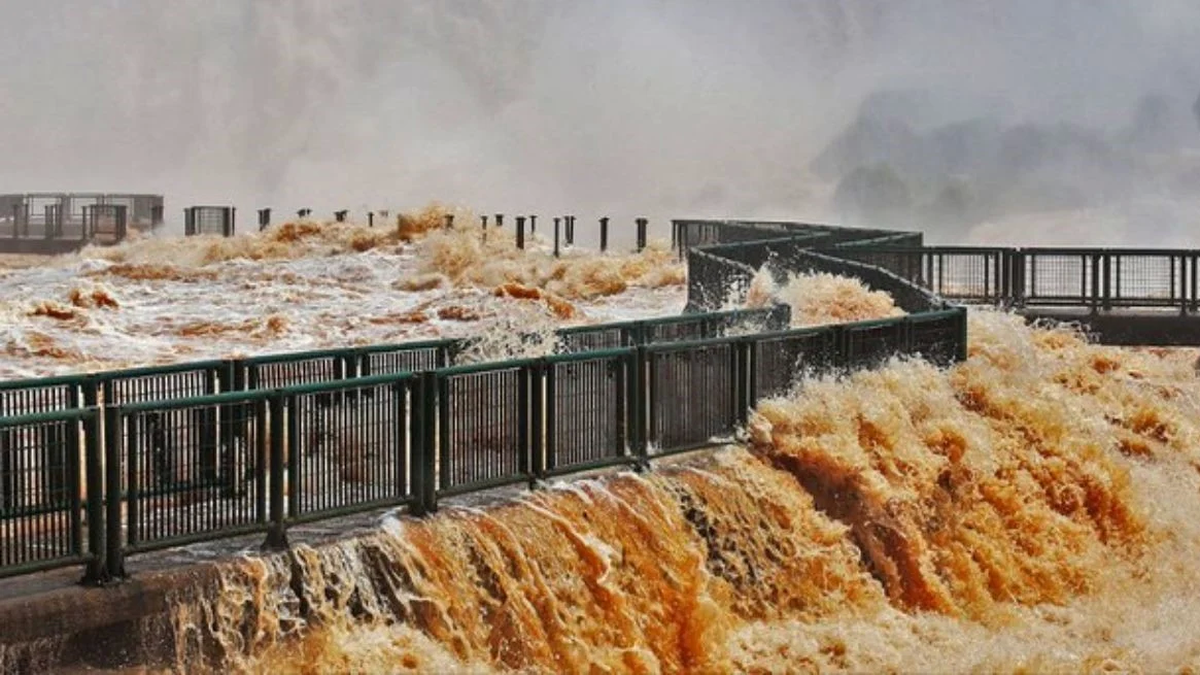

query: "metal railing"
left=184, top=206, right=236, bottom=237
left=822, top=246, right=1200, bottom=312
left=0, top=220, right=966, bottom=583
left=0, top=193, right=162, bottom=249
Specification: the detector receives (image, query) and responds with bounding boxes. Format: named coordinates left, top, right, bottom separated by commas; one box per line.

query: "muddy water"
left=132, top=311, right=1200, bottom=673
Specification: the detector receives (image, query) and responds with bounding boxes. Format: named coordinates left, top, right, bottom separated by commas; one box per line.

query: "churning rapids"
left=5, top=211, right=1200, bottom=672
left=153, top=311, right=1199, bottom=674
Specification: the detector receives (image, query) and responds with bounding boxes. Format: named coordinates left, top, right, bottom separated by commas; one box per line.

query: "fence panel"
left=283, top=376, right=414, bottom=522
left=99, top=361, right=229, bottom=406
left=544, top=351, right=632, bottom=477
left=358, top=340, right=452, bottom=376
left=1108, top=252, right=1183, bottom=308
left=436, top=362, right=533, bottom=496
left=925, top=249, right=1004, bottom=304
left=82, top=204, right=128, bottom=245
left=114, top=392, right=270, bottom=555
left=908, top=309, right=967, bottom=366
left=686, top=249, right=755, bottom=312
left=647, top=340, right=740, bottom=454
left=1023, top=250, right=1095, bottom=305
left=644, top=314, right=711, bottom=343
left=827, top=248, right=923, bottom=287
left=0, top=375, right=85, bottom=416
left=556, top=323, right=634, bottom=353
left=748, top=328, right=839, bottom=403
left=0, top=409, right=94, bottom=578
left=184, top=206, right=235, bottom=237
left=842, top=319, right=911, bottom=367
left=245, top=350, right=355, bottom=391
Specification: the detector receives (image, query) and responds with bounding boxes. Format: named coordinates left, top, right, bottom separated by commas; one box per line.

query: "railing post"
left=104, top=405, right=125, bottom=579
left=643, top=343, right=652, bottom=466
left=740, top=338, right=756, bottom=420
left=636, top=218, right=648, bottom=252
left=1188, top=252, right=1197, bottom=314
left=263, top=394, right=288, bottom=550
left=1103, top=252, right=1113, bottom=311
left=600, top=217, right=609, bottom=253
left=409, top=371, right=439, bottom=515
left=444, top=214, right=454, bottom=230
left=82, top=408, right=107, bottom=584
left=516, top=216, right=526, bottom=250
left=532, top=360, right=546, bottom=483
left=494, top=213, right=503, bottom=228
left=1176, top=254, right=1185, bottom=315
left=1013, top=249, right=1026, bottom=308
left=409, top=377, right=427, bottom=517
left=530, top=214, right=537, bottom=234
left=553, top=217, right=561, bottom=258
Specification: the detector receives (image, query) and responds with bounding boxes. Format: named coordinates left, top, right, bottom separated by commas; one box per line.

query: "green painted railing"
left=0, top=220, right=966, bottom=583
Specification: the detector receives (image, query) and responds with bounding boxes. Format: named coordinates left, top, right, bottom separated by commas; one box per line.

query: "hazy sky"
left=2, top=1, right=1199, bottom=242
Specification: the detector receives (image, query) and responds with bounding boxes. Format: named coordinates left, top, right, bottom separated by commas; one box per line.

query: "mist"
left=2, top=0, right=1200, bottom=247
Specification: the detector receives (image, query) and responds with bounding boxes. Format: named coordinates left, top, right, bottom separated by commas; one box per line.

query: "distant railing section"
left=672, top=219, right=923, bottom=259
left=0, top=193, right=162, bottom=249
left=824, top=246, right=1200, bottom=312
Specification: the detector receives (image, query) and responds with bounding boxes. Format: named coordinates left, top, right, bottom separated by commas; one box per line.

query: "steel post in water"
left=636, top=218, right=648, bottom=252
left=258, top=208, right=271, bottom=231
left=530, top=214, right=537, bottom=233
left=444, top=214, right=454, bottom=230
left=554, top=217, right=561, bottom=257
left=334, top=210, right=348, bottom=223
left=600, top=217, right=609, bottom=252
left=516, top=216, right=526, bottom=250
left=495, top=213, right=504, bottom=228
left=368, top=212, right=374, bottom=228
left=481, top=215, right=488, bottom=229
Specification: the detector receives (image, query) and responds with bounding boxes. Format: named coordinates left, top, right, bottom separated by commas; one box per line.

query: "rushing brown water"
left=140, top=310, right=1200, bottom=674
left=0, top=205, right=687, bottom=379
